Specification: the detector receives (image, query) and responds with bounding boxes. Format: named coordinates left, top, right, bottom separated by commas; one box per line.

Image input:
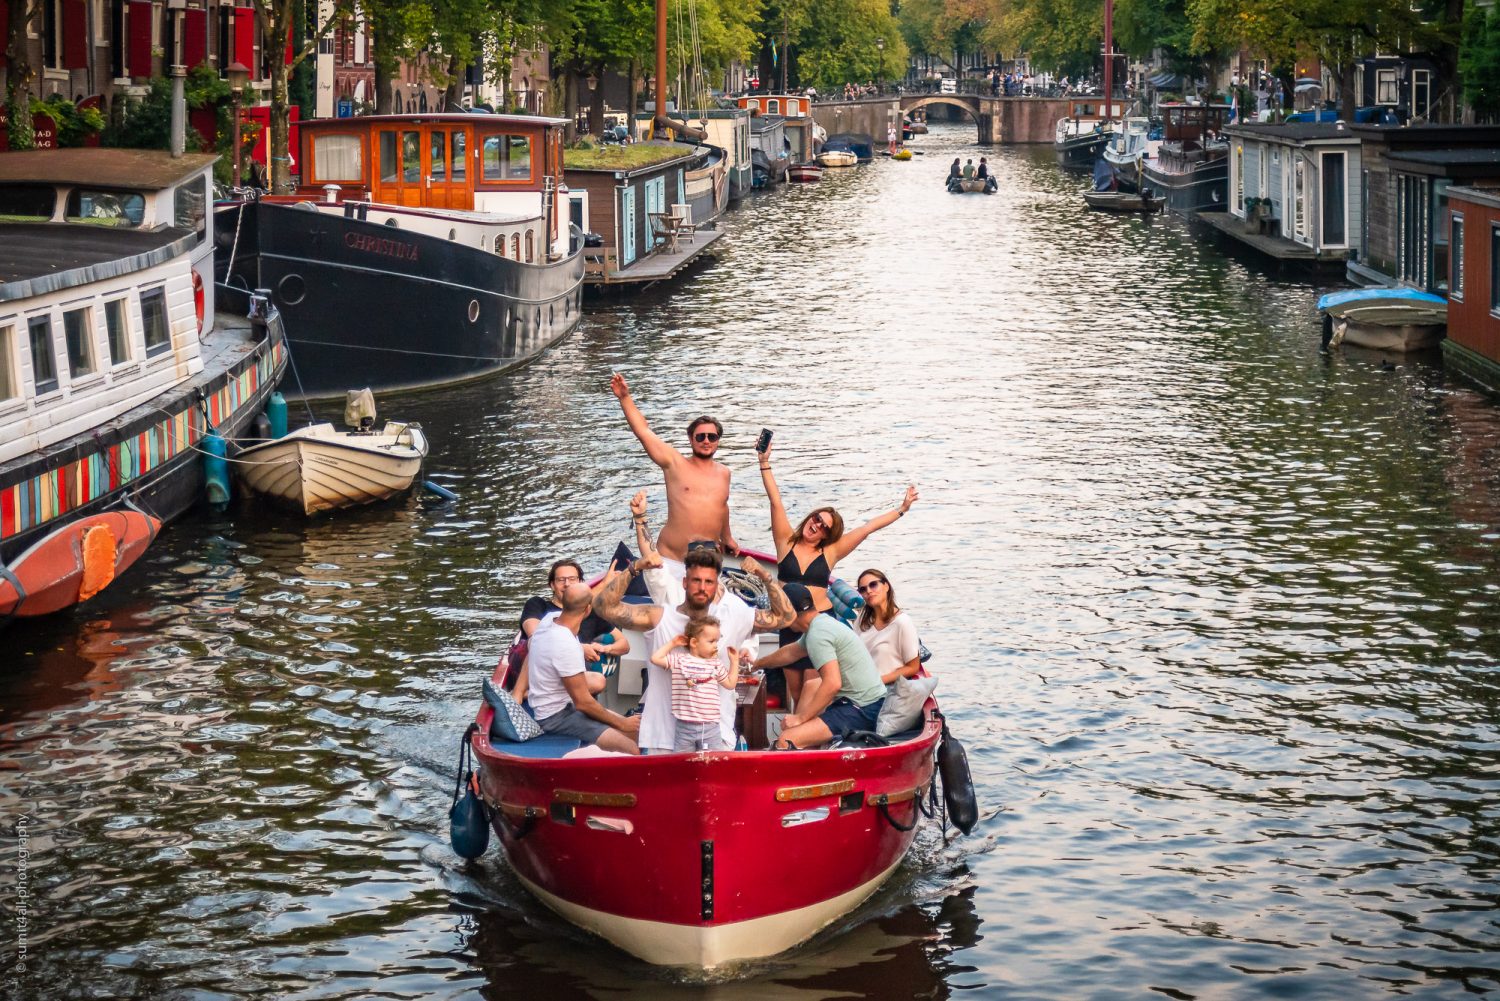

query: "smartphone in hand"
left=755, top=428, right=773, bottom=453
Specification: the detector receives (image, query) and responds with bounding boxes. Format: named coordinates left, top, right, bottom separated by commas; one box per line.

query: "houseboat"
left=1140, top=103, right=1232, bottom=215
left=563, top=142, right=724, bottom=287
left=0, top=149, right=287, bottom=621
left=1440, top=186, right=1500, bottom=390
left=749, top=116, right=790, bottom=187
left=738, top=94, right=819, bottom=166
left=1198, top=122, right=1360, bottom=269
left=687, top=108, right=752, bottom=202
left=217, top=113, right=584, bottom=398
left=1343, top=124, right=1500, bottom=293
left=1053, top=99, right=1127, bottom=168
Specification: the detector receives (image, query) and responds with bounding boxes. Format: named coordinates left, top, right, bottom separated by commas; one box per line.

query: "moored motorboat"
left=1318, top=288, right=1448, bottom=351
left=1084, top=190, right=1162, bottom=213
left=1053, top=100, right=1126, bottom=167
left=788, top=162, right=823, bottom=183
left=236, top=393, right=428, bottom=515
left=816, top=149, right=858, bottom=168
left=824, top=133, right=875, bottom=164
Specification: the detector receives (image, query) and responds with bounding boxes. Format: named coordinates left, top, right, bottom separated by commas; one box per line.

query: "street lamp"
left=586, top=72, right=598, bottom=92
left=227, top=60, right=250, bottom=187
left=876, top=36, right=885, bottom=84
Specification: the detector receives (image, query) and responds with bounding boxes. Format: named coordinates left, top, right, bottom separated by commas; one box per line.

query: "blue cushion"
left=483, top=678, right=542, bottom=742
left=487, top=733, right=586, bottom=758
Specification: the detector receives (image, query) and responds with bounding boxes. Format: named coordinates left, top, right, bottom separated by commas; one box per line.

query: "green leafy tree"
left=1461, top=1, right=1500, bottom=121
left=4, top=0, right=40, bottom=148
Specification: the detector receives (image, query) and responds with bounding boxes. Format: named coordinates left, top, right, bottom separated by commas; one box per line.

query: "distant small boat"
left=1084, top=190, right=1162, bottom=213
left=788, top=163, right=823, bottom=183
left=237, top=398, right=428, bottom=515
left=816, top=149, right=857, bottom=168
left=892, top=149, right=913, bottom=161
left=1318, top=288, right=1448, bottom=352
left=947, top=177, right=995, bottom=194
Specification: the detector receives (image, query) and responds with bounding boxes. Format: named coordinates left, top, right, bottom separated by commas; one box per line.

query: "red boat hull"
left=472, top=704, right=939, bottom=967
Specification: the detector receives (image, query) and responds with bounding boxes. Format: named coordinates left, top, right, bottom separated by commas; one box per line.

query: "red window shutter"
left=285, top=27, right=294, bottom=66
left=127, top=2, right=153, bottom=78
left=184, top=8, right=206, bottom=68
left=63, top=0, right=89, bottom=69
left=234, top=8, right=256, bottom=79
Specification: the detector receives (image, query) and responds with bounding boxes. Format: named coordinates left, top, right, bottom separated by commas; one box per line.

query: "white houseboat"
left=0, top=149, right=287, bottom=621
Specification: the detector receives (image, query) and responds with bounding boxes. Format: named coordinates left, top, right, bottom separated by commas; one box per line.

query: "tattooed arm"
left=593, top=553, right=665, bottom=632
left=740, top=555, right=795, bottom=632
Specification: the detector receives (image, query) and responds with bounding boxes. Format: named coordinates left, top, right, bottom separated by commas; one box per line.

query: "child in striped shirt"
left=650, top=615, right=742, bottom=752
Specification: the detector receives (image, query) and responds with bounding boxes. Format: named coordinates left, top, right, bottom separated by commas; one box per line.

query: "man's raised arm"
left=740, top=556, right=794, bottom=632
left=593, top=553, right=665, bottom=632
left=611, top=373, right=678, bottom=469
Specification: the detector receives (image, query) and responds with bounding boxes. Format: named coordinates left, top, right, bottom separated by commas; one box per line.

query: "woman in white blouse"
left=854, top=569, right=922, bottom=685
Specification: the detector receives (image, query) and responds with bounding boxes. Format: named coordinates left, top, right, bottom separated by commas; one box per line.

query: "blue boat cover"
left=1317, top=287, right=1447, bottom=312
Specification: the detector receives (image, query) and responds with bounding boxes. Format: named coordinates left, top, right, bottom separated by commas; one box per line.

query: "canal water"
left=5, top=124, right=1500, bottom=999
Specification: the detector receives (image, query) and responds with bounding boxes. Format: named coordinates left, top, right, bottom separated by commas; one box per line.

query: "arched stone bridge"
left=810, top=94, right=1075, bottom=145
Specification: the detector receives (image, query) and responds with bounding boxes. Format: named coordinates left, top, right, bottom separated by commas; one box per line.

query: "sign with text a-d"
left=0, top=110, right=59, bottom=150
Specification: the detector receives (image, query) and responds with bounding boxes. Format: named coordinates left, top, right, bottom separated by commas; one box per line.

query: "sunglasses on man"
left=694, top=432, right=720, bottom=443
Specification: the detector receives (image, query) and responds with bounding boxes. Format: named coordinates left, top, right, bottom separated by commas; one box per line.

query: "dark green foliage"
left=1461, top=3, right=1500, bottom=120
left=33, top=95, right=105, bottom=146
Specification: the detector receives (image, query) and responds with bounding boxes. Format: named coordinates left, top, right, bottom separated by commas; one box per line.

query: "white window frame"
left=1376, top=68, right=1398, bottom=105
left=0, top=322, right=19, bottom=403
left=1450, top=213, right=1464, bottom=300
left=1318, top=150, right=1348, bottom=250
left=104, top=296, right=132, bottom=366
left=1411, top=69, right=1432, bottom=121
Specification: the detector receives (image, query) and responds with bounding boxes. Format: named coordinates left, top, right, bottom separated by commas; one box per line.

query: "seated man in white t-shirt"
left=528, top=582, right=641, bottom=754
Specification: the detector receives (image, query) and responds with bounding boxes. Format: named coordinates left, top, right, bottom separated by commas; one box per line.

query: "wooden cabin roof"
left=0, top=223, right=195, bottom=302
left=301, top=112, right=567, bottom=131
left=0, top=150, right=217, bottom=190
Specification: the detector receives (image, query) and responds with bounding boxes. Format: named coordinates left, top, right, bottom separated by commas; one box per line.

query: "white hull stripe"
left=511, top=859, right=903, bottom=969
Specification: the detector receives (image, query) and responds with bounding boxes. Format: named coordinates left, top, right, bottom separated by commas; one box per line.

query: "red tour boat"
left=468, top=686, right=942, bottom=967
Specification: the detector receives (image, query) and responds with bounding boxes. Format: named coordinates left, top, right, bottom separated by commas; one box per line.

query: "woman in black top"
left=758, top=441, right=918, bottom=706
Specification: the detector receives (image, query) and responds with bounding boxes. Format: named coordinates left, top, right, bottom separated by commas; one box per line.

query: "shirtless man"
left=611, top=372, right=738, bottom=565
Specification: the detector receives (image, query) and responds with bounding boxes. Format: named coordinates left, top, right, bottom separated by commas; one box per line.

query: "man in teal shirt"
left=754, top=584, right=886, bottom=748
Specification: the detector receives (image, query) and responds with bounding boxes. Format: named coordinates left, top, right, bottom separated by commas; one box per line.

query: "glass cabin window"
left=0, top=184, right=56, bottom=221
left=430, top=132, right=447, bottom=181
left=379, top=132, right=400, bottom=182
left=65, top=189, right=145, bottom=227
left=1451, top=216, right=1464, bottom=300
left=0, top=325, right=17, bottom=401
left=175, top=180, right=207, bottom=237
left=315, top=134, right=365, bottom=181
left=140, top=288, right=171, bottom=356
left=105, top=298, right=130, bottom=364
left=63, top=306, right=95, bottom=378
left=482, top=135, right=533, bottom=181
left=28, top=316, right=58, bottom=394
left=451, top=131, right=467, bottom=182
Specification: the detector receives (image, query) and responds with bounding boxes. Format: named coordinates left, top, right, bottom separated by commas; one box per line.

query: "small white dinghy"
left=237, top=390, right=428, bottom=515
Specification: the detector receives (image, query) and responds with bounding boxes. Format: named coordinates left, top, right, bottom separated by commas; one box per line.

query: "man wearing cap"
left=754, top=583, right=886, bottom=749
left=594, top=546, right=794, bottom=753
left=610, top=372, right=739, bottom=574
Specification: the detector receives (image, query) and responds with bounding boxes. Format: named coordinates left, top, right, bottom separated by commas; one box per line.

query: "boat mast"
left=655, top=0, right=667, bottom=136
left=1103, top=0, right=1114, bottom=124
